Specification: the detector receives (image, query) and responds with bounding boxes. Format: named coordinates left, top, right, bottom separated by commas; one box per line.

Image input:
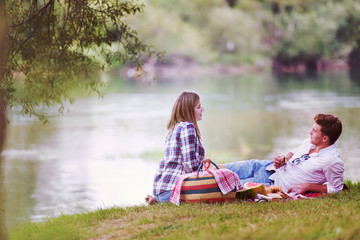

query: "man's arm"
left=273, top=152, right=294, bottom=169
left=288, top=158, right=344, bottom=194
left=323, top=161, right=344, bottom=193
left=287, top=183, right=328, bottom=194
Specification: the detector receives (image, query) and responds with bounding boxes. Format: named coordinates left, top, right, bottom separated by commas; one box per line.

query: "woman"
left=145, top=91, right=210, bottom=204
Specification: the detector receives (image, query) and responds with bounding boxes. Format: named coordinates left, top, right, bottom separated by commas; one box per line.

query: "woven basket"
left=180, top=161, right=236, bottom=203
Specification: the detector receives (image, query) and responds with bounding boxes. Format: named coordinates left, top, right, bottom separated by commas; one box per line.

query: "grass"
left=9, top=180, right=360, bottom=240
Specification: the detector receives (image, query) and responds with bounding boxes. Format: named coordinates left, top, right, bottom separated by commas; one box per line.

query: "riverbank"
left=111, top=56, right=350, bottom=81
left=9, top=180, right=360, bottom=240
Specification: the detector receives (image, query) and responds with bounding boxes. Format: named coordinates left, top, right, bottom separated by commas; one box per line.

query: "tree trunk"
left=0, top=0, right=8, bottom=239
left=349, top=47, right=360, bottom=70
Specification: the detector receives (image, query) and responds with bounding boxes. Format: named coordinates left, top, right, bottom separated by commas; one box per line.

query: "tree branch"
left=9, top=0, right=54, bottom=28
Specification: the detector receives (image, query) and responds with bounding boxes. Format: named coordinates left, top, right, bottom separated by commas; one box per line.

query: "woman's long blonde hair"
left=167, top=91, right=201, bottom=139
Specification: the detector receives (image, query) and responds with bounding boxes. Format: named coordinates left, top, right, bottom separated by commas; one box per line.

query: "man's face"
left=309, top=123, right=324, bottom=146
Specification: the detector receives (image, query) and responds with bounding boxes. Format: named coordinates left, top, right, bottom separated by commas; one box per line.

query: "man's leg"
left=225, top=159, right=273, bottom=185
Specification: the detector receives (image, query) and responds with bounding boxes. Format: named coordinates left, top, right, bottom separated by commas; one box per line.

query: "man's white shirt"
left=268, top=139, right=344, bottom=193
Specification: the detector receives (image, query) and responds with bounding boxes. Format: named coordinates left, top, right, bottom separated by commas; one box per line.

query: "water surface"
left=4, top=71, right=360, bottom=229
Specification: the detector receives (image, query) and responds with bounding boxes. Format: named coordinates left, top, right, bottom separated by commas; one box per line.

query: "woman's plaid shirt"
left=153, top=121, right=205, bottom=195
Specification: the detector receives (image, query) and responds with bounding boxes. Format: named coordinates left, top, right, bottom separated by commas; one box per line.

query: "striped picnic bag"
left=179, top=161, right=237, bottom=203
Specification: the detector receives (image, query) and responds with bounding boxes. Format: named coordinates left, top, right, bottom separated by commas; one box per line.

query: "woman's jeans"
left=154, top=190, right=173, bottom=203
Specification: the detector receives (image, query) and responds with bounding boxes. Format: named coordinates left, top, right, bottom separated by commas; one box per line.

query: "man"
left=220, top=113, right=344, bottom=195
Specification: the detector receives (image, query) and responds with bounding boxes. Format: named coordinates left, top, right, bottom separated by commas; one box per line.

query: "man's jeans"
left=225, top=159, right=274, bottom=186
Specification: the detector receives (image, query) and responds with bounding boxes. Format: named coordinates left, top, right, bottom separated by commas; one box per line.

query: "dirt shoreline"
left=113, top=57, right=350, bottom=80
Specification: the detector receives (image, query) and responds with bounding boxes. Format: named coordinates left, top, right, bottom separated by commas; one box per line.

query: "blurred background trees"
left=2, top=0, right=360, bottom=123
left=129, top=0, right=360, bottom=73
left=1, top=0, right=359, bottom=122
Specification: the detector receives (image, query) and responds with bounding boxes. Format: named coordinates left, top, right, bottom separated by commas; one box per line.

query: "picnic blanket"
left=252, top=185, right=331, bottom=202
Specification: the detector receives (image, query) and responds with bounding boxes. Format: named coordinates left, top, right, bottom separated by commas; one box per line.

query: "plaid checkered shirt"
left=153, top=121, right=205, bottom=195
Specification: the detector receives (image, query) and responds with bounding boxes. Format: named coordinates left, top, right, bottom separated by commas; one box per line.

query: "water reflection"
left=3, top=71, right=360, bottom=229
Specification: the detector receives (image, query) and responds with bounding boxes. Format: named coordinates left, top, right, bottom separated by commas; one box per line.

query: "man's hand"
left=287, top=183, right=327, bottom=194
left=287, top=183, right=311, bottom=194
left=273, top=152, right=293, bottom=169
left=273, top=155, right=287, bottom=169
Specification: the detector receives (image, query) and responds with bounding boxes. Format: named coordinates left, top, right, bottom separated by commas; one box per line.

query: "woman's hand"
left=201, top=158, right=212, bottom=169
left=201, top=158, right=212, bottom=164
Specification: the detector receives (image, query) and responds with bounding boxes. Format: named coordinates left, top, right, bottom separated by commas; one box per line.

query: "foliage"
left=127, top=3, right=215, bottom=64
left=128, top=0, right=360, bottom=70
left=2, top=0, right=160, bottom=122
left=204, top=7, right=265, bottom=64
left=130, top=0, right=268, bottom=64
left=3, top=0, right=360, bottom=121
left=267, top=1, right=347, bottom=67
left=335, top=1, right=360, bottom=70
left=127, top=0, right=220, bottom=64
left=9, top=180, right=360, bottom=240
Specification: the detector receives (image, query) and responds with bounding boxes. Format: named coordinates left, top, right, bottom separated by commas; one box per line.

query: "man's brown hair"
left=314, top=113, right=342, bottom=145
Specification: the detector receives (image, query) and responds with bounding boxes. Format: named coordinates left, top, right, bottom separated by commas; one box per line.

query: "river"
left=3, top=71, right=360, bottom=229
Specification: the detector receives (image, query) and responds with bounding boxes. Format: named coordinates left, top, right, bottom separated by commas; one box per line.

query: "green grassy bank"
left=9, top=180, right=360, bottom=240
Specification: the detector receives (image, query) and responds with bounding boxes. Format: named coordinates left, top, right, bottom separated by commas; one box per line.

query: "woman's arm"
left=179, top=123, right=201, bottom=172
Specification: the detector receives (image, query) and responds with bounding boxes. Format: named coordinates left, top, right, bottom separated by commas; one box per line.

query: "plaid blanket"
left=170, top=169, right=242, bottom=205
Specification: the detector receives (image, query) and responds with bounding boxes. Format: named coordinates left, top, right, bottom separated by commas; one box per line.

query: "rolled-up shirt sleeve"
left=324, top=161, right=344, bottom=193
